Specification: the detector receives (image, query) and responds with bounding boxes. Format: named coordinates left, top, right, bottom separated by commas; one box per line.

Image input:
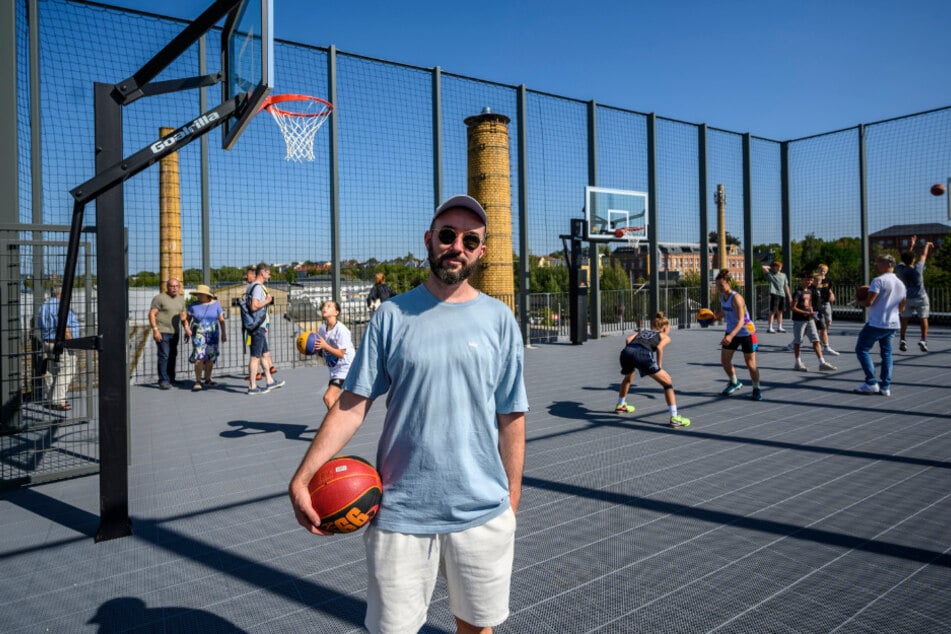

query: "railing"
left=122, top=282, right=951, bottom=384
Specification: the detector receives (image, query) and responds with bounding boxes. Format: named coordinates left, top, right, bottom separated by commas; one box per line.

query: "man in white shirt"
left=853, top=254, right=906, bottom=397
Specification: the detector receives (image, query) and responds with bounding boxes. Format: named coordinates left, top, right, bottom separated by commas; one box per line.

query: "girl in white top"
left=315, top=300, right=355, bottom=410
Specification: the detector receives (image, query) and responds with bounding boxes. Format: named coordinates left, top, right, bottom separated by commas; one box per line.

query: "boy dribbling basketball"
left=615, top=311, right=691, bottom=428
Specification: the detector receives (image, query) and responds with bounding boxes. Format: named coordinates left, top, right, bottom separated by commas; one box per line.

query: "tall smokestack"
left=715, top=184, right=727, bottom=271
left=159, top=126, right=183, bottom=291
left=463, top=108, right=515, bottom=311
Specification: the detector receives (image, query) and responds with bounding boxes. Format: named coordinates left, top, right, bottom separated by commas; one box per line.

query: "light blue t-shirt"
left=343, top=284, right=529, bottom=534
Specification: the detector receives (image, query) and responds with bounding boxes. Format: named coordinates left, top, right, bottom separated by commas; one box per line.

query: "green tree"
left=131, top=270, right=159, bottom=287
left=679, top=270, right=702, bottom=287
left=708, top=231, right=742, bottom=246
left=599, top=260, right=629, bottom=291
left=531, top=266, right=568, bottom=294
left=924, top=241, right=951, bottom=286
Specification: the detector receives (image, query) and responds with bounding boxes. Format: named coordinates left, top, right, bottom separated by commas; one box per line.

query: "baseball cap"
left=434, top=195, right=487, bottom=227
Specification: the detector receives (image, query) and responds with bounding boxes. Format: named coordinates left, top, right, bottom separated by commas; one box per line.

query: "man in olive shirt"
left=148, top=278, right=186, bottom=389
left=762, top=261, right=792, bottom=333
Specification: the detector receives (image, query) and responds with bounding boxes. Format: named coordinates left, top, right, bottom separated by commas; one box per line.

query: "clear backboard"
left=585, top=186, right=648, bottom=242
left=221, top=0, right=274, bottom=150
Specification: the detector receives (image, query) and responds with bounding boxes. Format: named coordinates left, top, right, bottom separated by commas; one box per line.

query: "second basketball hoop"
left=261, top=94, right=333, bottom=162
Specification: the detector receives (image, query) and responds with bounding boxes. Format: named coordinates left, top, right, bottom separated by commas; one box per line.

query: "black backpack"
left=239, top=283, right=267, bottom=332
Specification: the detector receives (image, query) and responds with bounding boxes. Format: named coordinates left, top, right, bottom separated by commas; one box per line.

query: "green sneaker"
left=669, top=415, right=691, bottom=428
left=615, top=403, right=635, bottom=414
left=720, top=380, right=743, bottom=396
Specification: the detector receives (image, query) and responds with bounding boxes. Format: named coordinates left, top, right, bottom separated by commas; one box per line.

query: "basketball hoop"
left=613, top=226, right=644, bottom=251
left=623, top=234, right=642, bottom=252
left=261, top=94, right=333, bottom=162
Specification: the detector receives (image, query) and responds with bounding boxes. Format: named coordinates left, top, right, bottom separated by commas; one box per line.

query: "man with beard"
left=289, top=195, right=528, bottom=634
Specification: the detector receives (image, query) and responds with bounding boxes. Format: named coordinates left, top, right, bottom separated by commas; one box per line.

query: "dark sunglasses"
left=436, top=226, right=483, bottom=252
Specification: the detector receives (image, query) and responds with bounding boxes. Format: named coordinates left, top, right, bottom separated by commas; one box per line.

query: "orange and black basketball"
left=308, top=456, right=382, bottom=534
left=856, top=285, right=870, bottom=303
left=931, top=183, right=946, bottom=197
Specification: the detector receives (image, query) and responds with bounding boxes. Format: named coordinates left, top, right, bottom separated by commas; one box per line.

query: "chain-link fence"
left=1, top=226, right=99, bottom=485
left=5, top=1, right=951, bottom=428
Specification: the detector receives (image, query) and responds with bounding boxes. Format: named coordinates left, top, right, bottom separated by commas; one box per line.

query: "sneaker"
left=669, top=415, right=691, bottom=428
left=247, top=386, right=265, bottom=395
left=794, top=361, right=808, bottom=372
left=265, top=379, right=286, bottom=393
left=853, top=382, right=880, bottom=395
left=899, top=340, right=907, bottom=352
left=880, top=388, right=891, bottom=397
left=159, top=382, right=172, bottom=390
left=919, top=340, right=928, bottom=352
left=823, top=345, right=840, bottom=356
left=615, top=403, right=635, bottom=414
left=751, top=387, right=763, bottom=401
left=721, top=380, right=743, bottom=396
left=777, top=327, right=787, bottom=333
left=767, top=327, right=776, bottom=334
left=818, top=361, right=837, bottom=371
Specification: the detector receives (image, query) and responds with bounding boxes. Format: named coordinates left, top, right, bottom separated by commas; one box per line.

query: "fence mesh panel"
left=9, top=0, right=951, bottom=396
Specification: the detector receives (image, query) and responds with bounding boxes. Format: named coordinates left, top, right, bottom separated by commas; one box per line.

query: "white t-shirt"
left=867, top=272, right=906, bottom=329
left=317, top=321, right=354, bottom=381
left=344, top=284, right=529, bottom=534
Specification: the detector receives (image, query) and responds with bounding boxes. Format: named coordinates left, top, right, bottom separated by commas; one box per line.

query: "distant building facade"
left=610, top=242, right=746, bottom=285
left=869, top=223, right=950, bottom=253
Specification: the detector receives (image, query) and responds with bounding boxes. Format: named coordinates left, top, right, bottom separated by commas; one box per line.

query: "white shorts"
left=363, top=507, right=517, bottom=634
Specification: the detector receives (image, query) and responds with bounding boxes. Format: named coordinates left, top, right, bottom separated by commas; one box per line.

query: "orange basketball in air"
left=308, top=456, right=382, bottom=534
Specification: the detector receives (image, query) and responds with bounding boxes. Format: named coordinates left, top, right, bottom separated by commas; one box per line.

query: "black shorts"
left=619, top=345, right=660, bottom=377
left=723, top=335, right=756, bottom=354
left=769, top=295, right=786, bottom=312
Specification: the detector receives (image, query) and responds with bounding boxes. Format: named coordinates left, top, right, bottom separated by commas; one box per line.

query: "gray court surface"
left=2, top=323, right=949, bottom=633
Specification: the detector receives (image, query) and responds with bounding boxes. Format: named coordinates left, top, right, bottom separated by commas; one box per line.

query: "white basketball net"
left=263, top=95, right=333, bottom=162
left=622, top=233, right=641, bottom=251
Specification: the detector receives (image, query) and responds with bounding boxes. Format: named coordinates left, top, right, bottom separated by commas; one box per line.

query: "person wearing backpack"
left=366, top=272, right=396, bottom=312
left=245, top=262, right=284, bottom=395
left=243, top=266, right=278, bottom=381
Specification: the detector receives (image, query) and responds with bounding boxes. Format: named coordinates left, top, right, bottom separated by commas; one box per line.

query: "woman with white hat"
left=182, top=285, right=227, bottom=391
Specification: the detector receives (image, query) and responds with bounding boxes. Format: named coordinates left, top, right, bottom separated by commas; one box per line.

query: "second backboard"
left=585, top=186, right=648, bottom=242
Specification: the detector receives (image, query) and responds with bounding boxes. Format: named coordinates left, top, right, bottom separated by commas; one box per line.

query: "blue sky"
left=106, top=0, right=951, bottom=141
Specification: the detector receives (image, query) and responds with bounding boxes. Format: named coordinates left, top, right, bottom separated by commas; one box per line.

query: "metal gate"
left=0, top=225, right=99, bottom=487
